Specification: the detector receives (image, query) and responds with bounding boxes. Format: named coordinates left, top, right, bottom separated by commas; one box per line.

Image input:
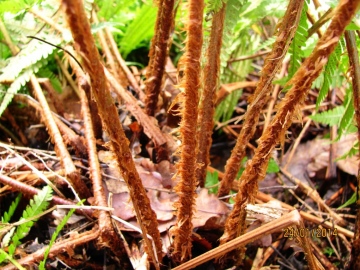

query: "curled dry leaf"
left=283, top=133, right=357, bottom=183
left=100, top=152, right=229, bottom=233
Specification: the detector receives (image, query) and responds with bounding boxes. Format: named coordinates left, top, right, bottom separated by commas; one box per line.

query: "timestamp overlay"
left=283, top=226, right=338, bottom=240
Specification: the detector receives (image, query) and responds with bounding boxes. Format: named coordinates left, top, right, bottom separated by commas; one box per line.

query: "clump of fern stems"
left=218, top=0, right=360, bottom=266
left=61, top=0, right=162, bottom=267
left=217, top=0, right=305, bottom=199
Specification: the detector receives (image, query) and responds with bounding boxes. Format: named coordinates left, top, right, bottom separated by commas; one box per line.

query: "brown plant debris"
left=30, top=75, right=91, bottom=199
left=79, top=85, right=127, bottom=260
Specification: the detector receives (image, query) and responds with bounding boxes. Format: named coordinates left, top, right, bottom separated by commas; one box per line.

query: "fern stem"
left=30, top=75, right=91, bottom=198
left=79, top=84, right=128, bottom=260
left=220, top=0, right=360, bottom=258
left=172, top=0, right=204, bottom=263
left=0, top=18, right=19, bottom=55
left=2, top=228, right=100, bottom=270
left=0, top=172, right=93, bottom=216
left=145, top=0, right=175, bottom=116
left=345, top=30, right=360, bottom=269
left=104, top=27, right=145, bottom=101
left=92, top=10, right=118, bottom=81
left=217, top=0, right=305, bottom=199
left=196, top=4, right=226, bottom=187
left=61, top=0, right=162, bottom=265
left=13, top=95, right=88, bottom=156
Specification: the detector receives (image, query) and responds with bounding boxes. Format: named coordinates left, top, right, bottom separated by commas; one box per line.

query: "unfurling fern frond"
left=7, top=186, right=52, bottom=257
left=310, top=106, right=345, bottom=126
left=316, top=37, right=345, bottom=108
left=287, top=0, right=308, bottom=81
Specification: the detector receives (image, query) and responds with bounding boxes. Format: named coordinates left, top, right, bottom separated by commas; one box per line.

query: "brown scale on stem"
left=172, top=0, right=204, bottom=263
left=145, top=0, right=175, bottom=117
left=196, top=5, right=226, bottom=187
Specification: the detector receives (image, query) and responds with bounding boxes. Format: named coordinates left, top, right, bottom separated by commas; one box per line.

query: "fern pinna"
left=316, top=37, right=346, bottom=108
left=0, top=186, right=52, bottom=263
left=0, top=16, right=62, bottom=117
left=287, top=0, right=308, bottom=82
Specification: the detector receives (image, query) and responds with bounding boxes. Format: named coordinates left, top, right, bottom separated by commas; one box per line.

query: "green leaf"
left=310, top=106, right=345, bottom=126
left=323, top=246, right=335, bottom=256
left=119, top=3, right=157, bottom=58
left=286, top=0, right=308, bottom=83
left=39, top=200, right=85, bottom=270
left=267, top=158, right=279, bottom=173
left=0, top=248, right=25, bottom=269
left=335, top=141, right=358, bottom=161
left=346, top=22, right=360, bottom=30
left=205, top=171, right=219, bottom=194
left=338, top=89, right=355, bottom=138
left=0, top=0, right=28, bottom=15
left=206, top=0, right=227, bottom=13
left=91, top=21, right=124, bottom=34
left=1, top=193, right=21, bottom=223
left=316, top=37, right=344, bottom=109
left=337, top=192, right=356, bottom=209
left=8, top=186, right=52, bottom=256
left=0, top=32, right=61, bottom=116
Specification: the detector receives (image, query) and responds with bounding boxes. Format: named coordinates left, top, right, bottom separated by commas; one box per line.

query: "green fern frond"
left=0, top=0, right=39, bottom=16
left=221, top=0, right=246, bottom=70
left=336, top=141, right=358, bottom=161
left=316, top=37, right=345, bottom=108
left=119, top=2, right=157, bottom=58
left=0, top=59, right=47, bottom=116
left=1, top=194, right=21, bottom=224
left=206, top=0, right=227, bottom=13
left=7, top=186, right=52, bottom=256
left=310, top=106, right=345, bottom=126
left=215, top=0, right=248, bottom=122
left=338, top=88, right=355, bottom=138
left=0, top=26, right=61, bottom=117
left=0, top=37, right=58, bottom=83
left=39, top=200, right=84, bottom=270
left=256, top=36, right=276, bottom=52
left=287, top=0, right=308, bottom=81
left=37, top=68, right=62, bottom=93
left=0, top=249, right=25, bottom=270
